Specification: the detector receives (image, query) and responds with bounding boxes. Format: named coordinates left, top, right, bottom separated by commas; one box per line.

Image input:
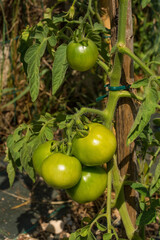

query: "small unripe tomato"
left=66, top=39, right=98, bottom=72
left=41, top=153, right=82, bottom=189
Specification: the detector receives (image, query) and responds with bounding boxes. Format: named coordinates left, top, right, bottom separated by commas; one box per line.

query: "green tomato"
left=72, top=123, right=117, bottom=166
left=41, top=153, right=82, bottom=189
left=32, top=140, right=55, bottom=176
left=66, top=39, right=98, bottom=72
left=66, top=166, right=107, bottom=203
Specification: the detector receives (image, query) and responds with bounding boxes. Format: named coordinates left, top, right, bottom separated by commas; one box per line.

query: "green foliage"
left=5, top=113, right=55, bottom=186
left=132, top=123, right=160, bottom=229
left=22, top=25, right=57, bottom=101
left=127, top=78, right=159, bottom=144
left=142, top=0, right=151, bottom=9
left=133, top=0, right=160, bottom=73
left=52, top=44, right=68, bottom=95
left=17, top=3, right=110, bottom=102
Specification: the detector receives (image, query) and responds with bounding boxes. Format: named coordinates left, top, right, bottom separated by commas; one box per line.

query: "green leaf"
left=127, top=81, right=159, bottom=144
left=48, top=33, right=57, bottom=47
left=52, top=44, right=68, bottom=95
left=96, top=222, right=107, bottom=232
left=142, top=0, right=151, bottom=9
left=6, top=157, right=16, bottom=187
left=93, top=23, right=109, bottom=33
left=52, top=15, right=66, bottom=24
left=150, top=178, right=160, bottom=196
left=150, top=160, right=160, bottom=196
left=131, top=78, right=148, bottom=88
left=24, top=27, right=49, bottom=101
left=69, top=231, right=86, bottom=240
left=150, top=198, right=160, bottom=209
left=20, top=145, right=35, bottom=181
left=87, top=232, right=96, bottom=240
left=13, top=137, right=27, bottom=152
left=136, top=208, right=156, bottom=226
left=18, top=26, right=33, bottom=74
left=103, top=233, right=113, bottom=240
left=82, top=217, right=92, bottom=224
left=69, top=232, right=79, bottom=240
left=131, top=182, right=149, bottom=197
left=79, top=226, right=90, bottom=237
left=44, top=126, right=54, bottom=140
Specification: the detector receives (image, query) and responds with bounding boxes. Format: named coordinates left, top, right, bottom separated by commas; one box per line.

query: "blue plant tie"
left=96, top=94, right=108, bottom=102
left=104, top=84, right=131, bottom=91
left=96, top=84, right=131, bottom=102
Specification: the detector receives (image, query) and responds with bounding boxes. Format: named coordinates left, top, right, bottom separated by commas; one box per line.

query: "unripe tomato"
left=66, top=39, right=98, bottom=72
left=32, top=140, right=55, bottom=176
left=41, top=153, right=82, bottom=189
left=72, top=123, right=117, bottom=166
left=66, top=166, right=107, bottom=203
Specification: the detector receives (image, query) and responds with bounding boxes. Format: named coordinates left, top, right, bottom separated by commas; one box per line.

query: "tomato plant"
left=5, top=0, right=160, bottom=239
left=32, top=140, right=55, bottom=176
left=66, top=166, right=107, bottom=203
left=41, top=153, right=82, bottom=189
left=72, top=123, right=117, bottom=166
left=66, top=39, right=98, bottom=72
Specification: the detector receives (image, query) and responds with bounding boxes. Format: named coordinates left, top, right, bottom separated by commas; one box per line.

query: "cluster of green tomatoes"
left=32, top=123, right=117, bottom=203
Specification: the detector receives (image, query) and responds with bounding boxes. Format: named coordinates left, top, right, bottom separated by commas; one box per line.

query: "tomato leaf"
left=52, top=44, right=68, bottom=95
left=142, top=0, right=151, bottom=9
left=130, top=182, right=149, bottom=197
left=79, top=225, right=90, bottom=237
left=136, top=208, right=156, bottom=226
left=131, top=78, right=149, bottom=88
left=150, top=160, right=160, bottom=196
left=103, top=233, right=113, bottom=240
left=127, top=81, right=159, bottom=144
left=6, top=157, right=16, bottom=187
left=44, top=126, right=54, bottom=140
left=82, top=217, right=92, bottom=224
left=87, top=232, right=96, bottom=240
left=48, top=33, right=57, bottom=47
left=69, top=232, right=79, bottom=240
left=96, top=222, right=107, bottom=232
left=24, top=26, right=49, bottom=102
left=93, top=22, right=108, bottom=33
left=20, top=145, right=35, bottom=181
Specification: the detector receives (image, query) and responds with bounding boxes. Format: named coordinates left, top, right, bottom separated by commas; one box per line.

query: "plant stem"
left=118, top=90, right=144, bottom=101
left=103, top=91, right=120, bottom=128
left=106, top=160, right=113, bottom=234
left=89, top=213, right=107, bottom=231
left=78, top=107, right=108, bottom=121
left=97, top=58, right=110, bottom=75
left=118, top=44, right=155, bottom=76
left=112, top=156, right=142, bottom=240
left=117, top=0, right=129, bottom=44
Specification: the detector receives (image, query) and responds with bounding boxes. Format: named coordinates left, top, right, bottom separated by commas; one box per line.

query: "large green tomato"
left=32, top=140, right=55, bottom=176
left=66, top=166, right=107, bottom=203
left=66, top=39, right=98, bottom=72
left=72, top=123, right=117, bottom=166
left=41, top=153, right=82, bottom=189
